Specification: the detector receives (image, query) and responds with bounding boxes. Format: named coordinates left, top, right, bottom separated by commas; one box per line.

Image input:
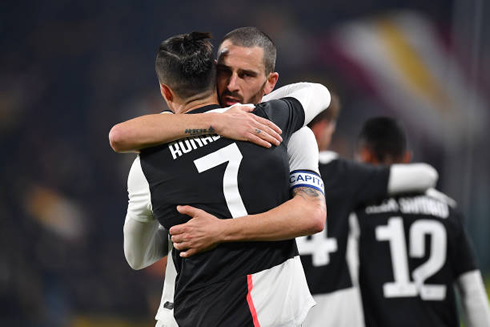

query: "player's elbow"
left=123, top=227, right=147, bottom=270
left=125, top=255, right=144, bottom=270
left=316, top=83, right=331, bottom=109
left=422, top=163, right=439, bottom=187
left=123, top=246, right=147, bottom=270
left=109, top=124, right=128, bottom=152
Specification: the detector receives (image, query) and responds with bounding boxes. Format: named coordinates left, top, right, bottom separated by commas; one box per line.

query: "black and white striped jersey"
left=128, top=99, right=314, bottom=326
left=299, top=152, right=390, bottom=326
left=353, top=193, right=478, bottom=327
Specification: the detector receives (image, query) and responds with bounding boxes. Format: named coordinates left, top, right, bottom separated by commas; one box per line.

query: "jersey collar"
left=187, top=104, right=221, bottom=114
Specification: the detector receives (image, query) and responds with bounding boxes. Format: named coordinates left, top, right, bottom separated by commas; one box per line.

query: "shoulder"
left=255, top=97, right=303, bottom=116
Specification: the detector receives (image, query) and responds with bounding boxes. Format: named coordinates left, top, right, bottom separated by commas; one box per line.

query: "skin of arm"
left=109, top=82, right=330, bottom=152
left=122, top=84, right=330, bottom=260
left=170, top=127, right=326, bottom=258
left=170, top=186, right=326, bottom=258
left=109, top=105, right=283, bottom=152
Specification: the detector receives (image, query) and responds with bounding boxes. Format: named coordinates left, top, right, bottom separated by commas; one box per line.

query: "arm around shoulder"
left=264, top=82, right=331, bottom=125
left=109, top=112, right=220, bottom=153
left=220, top=186, right=325, bottom=243
left=388, top=163, right=438, bottom=195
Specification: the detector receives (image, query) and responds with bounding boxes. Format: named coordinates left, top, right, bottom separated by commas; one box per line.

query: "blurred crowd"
left=1, top=0, right=488, bottom=325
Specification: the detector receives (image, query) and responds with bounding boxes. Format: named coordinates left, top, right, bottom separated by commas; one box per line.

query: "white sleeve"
left=123, top=156, right=169, bottom=270
left=456, top=270, right=490, bottom=327
left=287, top=127, right=324, bottom=195
left=387, top=163, right=438, bottom=195
left=288, top=127, right=320, bottom=174
left=263, top=82, right=331, bottom=125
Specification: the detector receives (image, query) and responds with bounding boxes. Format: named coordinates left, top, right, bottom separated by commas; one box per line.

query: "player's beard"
left=247, top=80, right=268, bottom=104
left=220, top=80, right=268, bottom=106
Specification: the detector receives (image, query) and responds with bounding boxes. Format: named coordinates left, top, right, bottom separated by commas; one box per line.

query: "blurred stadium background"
left=1, top=0, right=489, bottom=325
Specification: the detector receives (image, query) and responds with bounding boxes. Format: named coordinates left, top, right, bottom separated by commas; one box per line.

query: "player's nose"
left=227, top=74, right=239, bottom=91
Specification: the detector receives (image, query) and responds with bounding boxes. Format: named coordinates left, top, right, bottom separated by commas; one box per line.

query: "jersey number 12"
left=376, top=217, right=447, bottom=300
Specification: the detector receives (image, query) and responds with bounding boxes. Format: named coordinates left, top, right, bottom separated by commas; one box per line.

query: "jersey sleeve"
left=287, top=127, right=324, bottom=195
left=253, top=98, right=306, bottom=141
left=123, top=156, right=169, bottom=270
left=262, top=82, right=331, bottom=126
left=456, top=270, right=490, bottom=327
left=126, top=156, right=154, bottom=223
left=448, top=210, right=479, bottom=277
left=346, top=160, right=390, bottom=205
left=288, top=127, right=320, bottom=174
left=388, top=163, right=438, bottom=195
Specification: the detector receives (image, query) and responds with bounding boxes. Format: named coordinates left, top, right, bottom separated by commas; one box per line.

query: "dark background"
left=1, top=0, right=488, bottom=325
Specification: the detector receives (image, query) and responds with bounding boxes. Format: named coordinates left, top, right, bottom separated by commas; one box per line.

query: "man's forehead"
left=217, top=41, right=265, bottom=71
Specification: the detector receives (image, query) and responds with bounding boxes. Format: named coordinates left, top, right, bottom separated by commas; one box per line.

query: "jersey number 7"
left=194, top=143, right=248, bottom=218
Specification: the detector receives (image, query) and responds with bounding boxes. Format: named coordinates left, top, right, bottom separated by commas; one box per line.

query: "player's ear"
left=263, top=72, right=279, bottom=95
left=160, top=84, right=173, bottom=102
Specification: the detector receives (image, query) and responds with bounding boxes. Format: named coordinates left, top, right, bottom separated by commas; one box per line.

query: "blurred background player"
left=300, top=96, right=439, bottom=326
left=351, top=117, right=490, bottom=327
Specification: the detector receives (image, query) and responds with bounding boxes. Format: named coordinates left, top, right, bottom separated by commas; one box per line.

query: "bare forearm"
left=109, top=113, right=219, bottom=152
left=221, top=188, right=325, bottom=242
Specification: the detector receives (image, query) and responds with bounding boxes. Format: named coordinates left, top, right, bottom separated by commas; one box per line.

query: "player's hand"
left=170, top=205, right=225, bottom=258
left=214, top=105, right=283, bottom=148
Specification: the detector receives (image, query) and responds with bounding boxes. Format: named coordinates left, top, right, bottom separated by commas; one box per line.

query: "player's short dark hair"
left=221, top=27, right=276, bottom=75
left=308, top=92, right=341, bottom=128
left=357, top=117, right=408, bottom=163
left=155, top=31, right=216, bottom=99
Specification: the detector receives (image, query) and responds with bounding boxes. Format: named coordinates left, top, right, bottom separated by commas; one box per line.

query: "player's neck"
left=174, top=91, right=220, bottom=114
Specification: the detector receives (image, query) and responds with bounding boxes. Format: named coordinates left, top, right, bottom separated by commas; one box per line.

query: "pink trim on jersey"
left=247, top=274, right=260, bottom=327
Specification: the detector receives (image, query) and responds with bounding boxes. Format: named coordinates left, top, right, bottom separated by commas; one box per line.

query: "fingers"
left=179, top=249, right=196, bottom=258
left=176, top=205, right=197, bottom=216
left=252, top=119, right=282, bottom=147
left=254, top=115, right=282, bottom=135
left=234, top=104, right=255, bottom=112
left=248, top=135, right=272, bottom=148
left=171, top=239, right=199, bottom=258
left=173, top=242, right=195, bottom=257
left=248, top=124, right=283, bottom=147
left=171, top=234, right=183, bottom=244
left=169, top=224, right=182, bottom=235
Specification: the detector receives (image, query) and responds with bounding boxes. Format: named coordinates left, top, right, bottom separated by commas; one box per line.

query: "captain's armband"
left=289, top=170, right=324, bottom=195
